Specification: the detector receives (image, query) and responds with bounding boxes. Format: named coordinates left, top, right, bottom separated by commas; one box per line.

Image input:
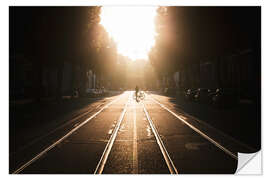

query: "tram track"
left=12, top=95, right=123, bottom=174
left=10, top=100, right=108, bottom=158
left=11, top=91, right=242, bottom=174
left=94, top=99, right=129, bottom=174
left=147, top=94, right=238, bottom=161
left=94, top=92, right=177, bottom=174
left=142, top=102, right=179, bottom=174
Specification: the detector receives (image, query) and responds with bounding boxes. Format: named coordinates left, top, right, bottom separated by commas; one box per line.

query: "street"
left=10, top=91, right=256, bottom=174
left=9, top=6, right=261, bottom=175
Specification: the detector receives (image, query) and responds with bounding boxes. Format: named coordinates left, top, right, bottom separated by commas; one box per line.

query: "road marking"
left=12, top=95, right=123, bottom=174
left=142, top=103, right=179, bottom=174
left=73, top=123, right=80, bottom=127
left=94, top=96, right=130, bottom=174
left=149, top=96, right=238, bottom=160
left=132, top=100, right=139, bottom=174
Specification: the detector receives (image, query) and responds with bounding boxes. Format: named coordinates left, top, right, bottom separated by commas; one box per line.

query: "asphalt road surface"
left=10, top=91, right=256, bottom=174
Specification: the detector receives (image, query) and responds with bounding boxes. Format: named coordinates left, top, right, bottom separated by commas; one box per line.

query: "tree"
left=14, top=7, right=108, bottom=99
left=149, top=7, right=178, bottom=87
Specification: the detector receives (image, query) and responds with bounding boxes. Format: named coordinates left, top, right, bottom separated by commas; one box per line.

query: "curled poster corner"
left=235, top=151, right=262, bottom=175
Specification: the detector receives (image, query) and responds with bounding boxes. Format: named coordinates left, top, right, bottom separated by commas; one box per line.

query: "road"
left=10, top=91, right=255, bottom=174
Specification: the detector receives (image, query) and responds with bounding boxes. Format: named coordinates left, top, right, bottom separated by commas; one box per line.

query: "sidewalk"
left=151, top=93, right=261, bottom=151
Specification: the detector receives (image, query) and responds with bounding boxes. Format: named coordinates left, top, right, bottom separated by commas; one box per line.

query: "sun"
left=100, top=6, right=158, bottom=61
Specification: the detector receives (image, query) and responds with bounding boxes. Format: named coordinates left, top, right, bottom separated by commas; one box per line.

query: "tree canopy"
left=149, top=7, right=260, bottom=78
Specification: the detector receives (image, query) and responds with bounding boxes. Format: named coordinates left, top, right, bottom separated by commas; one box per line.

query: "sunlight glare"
left=100, top=6, right=157, bottom=61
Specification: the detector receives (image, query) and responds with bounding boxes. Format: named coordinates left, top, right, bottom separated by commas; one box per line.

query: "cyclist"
left=135, top=85, right=139, bottom=101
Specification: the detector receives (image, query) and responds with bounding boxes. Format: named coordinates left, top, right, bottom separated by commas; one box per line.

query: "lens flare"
left=100, top=6, right=157, bottom=60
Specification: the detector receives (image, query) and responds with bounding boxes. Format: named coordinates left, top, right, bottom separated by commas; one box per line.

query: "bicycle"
left=133, top=91, right=145, bottom=101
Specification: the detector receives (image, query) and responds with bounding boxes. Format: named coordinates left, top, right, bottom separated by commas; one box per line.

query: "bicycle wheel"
left=140, top=92, right=145, bottom=100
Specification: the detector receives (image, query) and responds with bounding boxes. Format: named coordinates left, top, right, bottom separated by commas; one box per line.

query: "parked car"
left=208, top=88, right=218, bottom=100
left=212, top=88, right=238, bottom=108
left=85, top=88, right=99, bottom=97
left=184, top=89, right=196, bottom=101
left=194, top=88, right=212, bottom=104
